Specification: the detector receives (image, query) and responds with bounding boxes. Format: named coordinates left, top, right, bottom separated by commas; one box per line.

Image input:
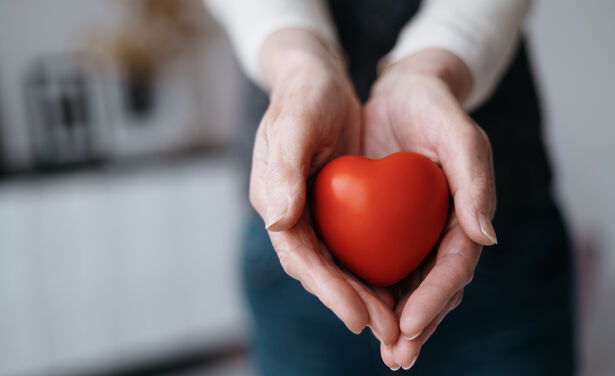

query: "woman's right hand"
left=249, top=29, right=400, bottom=345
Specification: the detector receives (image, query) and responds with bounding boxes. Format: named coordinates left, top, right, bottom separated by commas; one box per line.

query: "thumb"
left=441, top=121, right=497, bottom=246
left=262, top=113, right=318, bottom=232
left=264, top=150, right=308, bottom=231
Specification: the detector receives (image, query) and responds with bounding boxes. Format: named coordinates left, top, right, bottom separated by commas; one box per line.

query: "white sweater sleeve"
left=204, top=0, right=530, bottom=109
left=386, top=0, right=531, bottom=110
left=203, top=0, right=339, bottom=85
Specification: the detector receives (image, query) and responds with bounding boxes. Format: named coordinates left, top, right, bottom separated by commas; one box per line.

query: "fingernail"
left=389, top=366, right=400, bottom=371
left=265, top=196, right=291, bottom=230
left=265, top=212, right=285, bottom=230
left=350, top=325, right=365, bottom=335
left=265, top=201, right=286, bottom=229
left=403, top=331, right=421, bottom=341
left=479, top=212, right=498, bottom=244
left=402, top=355, right=418, bottom=370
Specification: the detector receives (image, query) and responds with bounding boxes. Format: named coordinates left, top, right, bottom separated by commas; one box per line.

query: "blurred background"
left=0, top=0, right=613, bottom=375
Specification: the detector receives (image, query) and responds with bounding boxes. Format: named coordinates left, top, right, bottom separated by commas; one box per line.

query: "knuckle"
left=448, top=252, right=476, bottom=287
left=276, top=249, right=295, bottom=278
left=268, top=162, right=290, bottom=181
left=255, top=118, right=271, bottom=145
left=248, top=185, right=258, bottom=210
left=261, top=105, right=282, bottom=128
left=248, top=174, right=266, bottom=215
left=462, top=268, right=474, bottom=286
left=474, top=124, right=492, bottom=148
left=300, top=281, right=314, bottom=295
left=455, top=290, right=464, bottom=306
left=248, top=166, right=271, bottom=202
left=478, top=128, right=494, bottom=162
left=464, top=124, right=493, bottom=160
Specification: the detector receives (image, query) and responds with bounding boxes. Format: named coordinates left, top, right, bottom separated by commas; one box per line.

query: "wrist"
left=260, top=28, right=347, bottom=90
left=379, top=48, right=472, bottom=102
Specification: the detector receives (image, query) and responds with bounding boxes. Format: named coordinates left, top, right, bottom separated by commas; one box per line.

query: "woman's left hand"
left=362, top=48, right=498, bottom=370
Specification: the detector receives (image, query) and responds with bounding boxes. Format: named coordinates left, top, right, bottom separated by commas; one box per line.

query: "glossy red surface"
left=312, top=151, right=450, bottom=286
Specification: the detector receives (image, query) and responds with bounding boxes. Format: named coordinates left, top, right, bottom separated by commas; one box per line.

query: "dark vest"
left=238, top=0, right=553, bottom=218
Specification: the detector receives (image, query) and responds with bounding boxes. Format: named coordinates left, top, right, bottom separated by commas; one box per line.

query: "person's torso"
left=238, top=0, right=553, bottom=217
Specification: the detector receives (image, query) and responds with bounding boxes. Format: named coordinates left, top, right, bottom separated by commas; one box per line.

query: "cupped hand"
left=249, top=29, right=400, bottom=345
left=363, top=49, right=498, bottom=370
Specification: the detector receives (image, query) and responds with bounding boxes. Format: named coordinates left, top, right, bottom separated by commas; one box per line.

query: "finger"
left=380, top=342, right=401, bottom=371
left=317, top=244, right=399, bottom=344
left=394, top=258, right=432, bottom=321
left=439, top=114, right=497, bottom=246
left=346, top=279, right=399, bottom=345
left=264, top=108, right=323, bottom=231
left=413, top=289, right=464, bottom=345
left=248, top=127, right=270, bottom=221
left=392, top=289, right=464, bottom=369
left=399, top=224, right=481, bottom=340
left=268, top=220, right=369, bottom=334
left=249, top=104, right=323, bottom=231
left=372, top=286, right=396, bottom=311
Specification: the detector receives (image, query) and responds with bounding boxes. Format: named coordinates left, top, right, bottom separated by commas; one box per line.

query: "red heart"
left=311, top=151, right=450, bottom=286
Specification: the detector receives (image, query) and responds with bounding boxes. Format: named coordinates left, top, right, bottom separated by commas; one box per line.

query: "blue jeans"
left=240, top=196, right=576, bottom=375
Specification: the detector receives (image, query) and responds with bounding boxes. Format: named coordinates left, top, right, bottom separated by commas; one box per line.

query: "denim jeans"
left=239, top=195, right=576, bottom=375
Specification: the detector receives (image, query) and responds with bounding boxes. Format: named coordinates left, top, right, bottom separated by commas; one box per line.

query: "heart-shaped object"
left=311, top=151, right=450, bottom=286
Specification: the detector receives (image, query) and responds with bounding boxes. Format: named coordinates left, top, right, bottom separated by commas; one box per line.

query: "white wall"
left=0, top=0, right=240, bottom=169
left=527, top=1, right=615, bottom=375
left=0, top=0, right=114, bottom=168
